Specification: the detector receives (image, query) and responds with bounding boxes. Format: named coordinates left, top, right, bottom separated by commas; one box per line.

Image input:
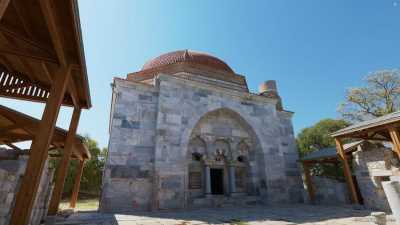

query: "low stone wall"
left=0, top=156, right=54, bottom=225
left=353, top=147, right=396, bottom=212
left=311, top=176, right=350, bottom=205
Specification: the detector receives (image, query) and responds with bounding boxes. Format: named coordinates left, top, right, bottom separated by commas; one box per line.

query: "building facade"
left=100, top=50, right=303, bottom=212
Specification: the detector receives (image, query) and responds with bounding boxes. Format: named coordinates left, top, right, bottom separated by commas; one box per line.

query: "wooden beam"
left=39, top=0, right=67, bottom=66
left=6, top=143, right=22, bottom=151
left=388, top=127, right=400, bottom=159
left=11, top=0, right=33, bottom=37
left=0, top=44, right=58, bottom=64
left=10, top=66, right=71, bottom=225
left=302, top=162, right=315, bottom=203
left=70, top=159, right=85, bottom=208
left=0, top=26, right=55, bottom=58
left=0, top=123, right=24, bottom=135
left=68, top=79, right=79, bottom=108
left=48, top=107, right=81, bottom=215
left=41, top=61, right=53, bottom=83
left=333, top=121, right=400, bottom=140
left=335, top=138, right=360, bottom=204
left=0, top=0, right=10, bottom=21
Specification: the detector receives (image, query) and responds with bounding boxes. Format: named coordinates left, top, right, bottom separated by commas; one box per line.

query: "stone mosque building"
left=100, top=50, right=303, bottom=212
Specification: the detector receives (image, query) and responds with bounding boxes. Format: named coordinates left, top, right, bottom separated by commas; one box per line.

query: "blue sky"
left=1, top=0, right=399, bottom=148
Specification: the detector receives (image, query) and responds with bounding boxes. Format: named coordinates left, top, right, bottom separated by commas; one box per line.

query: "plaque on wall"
left=189, top=172, right=202, bottom=189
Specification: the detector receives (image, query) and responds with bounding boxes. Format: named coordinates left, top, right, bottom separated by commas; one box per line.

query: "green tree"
left=51, top=135, right=107, bottom=198
left=297, top=119, right=350, bottom=157
left=297, top=119, right=350, bottom=179
left=339, top=69, right=400, bottom=122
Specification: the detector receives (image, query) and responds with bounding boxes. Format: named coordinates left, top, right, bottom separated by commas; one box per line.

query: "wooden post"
left=335, top=138, right=360, bottom=204
left=48, top=107, right=81, bottom=215
left=388, top=127, right=400, bottom=159
left=70, top=159, right=85, bottom=208
left=302, top=162, right=315, bottom=203
left=10, top=66, right=71, bottom=225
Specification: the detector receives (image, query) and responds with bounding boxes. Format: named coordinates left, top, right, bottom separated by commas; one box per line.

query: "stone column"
left=205, top=165, right=211, bottom=195
left=229, top=165, right=236, bottom=194
left=382, top=180, right=400, bottom=225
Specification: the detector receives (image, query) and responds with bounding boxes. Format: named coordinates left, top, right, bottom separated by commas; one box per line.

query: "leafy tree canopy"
left=297, top=119, right=350, bottom=157
left=51, top=135, right=107, bottom=198
left=296, top=119, right=350, bottom=179
left=339, top=69, right=400, bottom=122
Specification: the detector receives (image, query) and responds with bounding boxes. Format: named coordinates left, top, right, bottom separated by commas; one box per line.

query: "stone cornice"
left=113, top=77, right=157, bottom=93
left=277, top=110, right=295, bottom=118
left=156, top=73, right=278, bottom=105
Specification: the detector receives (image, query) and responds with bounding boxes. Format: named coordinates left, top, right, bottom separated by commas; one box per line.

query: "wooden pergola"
left=0, top=105, right=90, bottom=208
left=0, top=1, right=91, bottom=224
left=331, top=112, right=400, bottom=205
left=0, top=105, right=90, bottom=159
left=300, top=141, right=364, bottom=203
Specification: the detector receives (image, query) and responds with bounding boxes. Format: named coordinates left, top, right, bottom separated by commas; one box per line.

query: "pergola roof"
left=301, top=141, right=364, bottom=162
left=0, top=0, right=91, bottom=108
left=0, top=105, right=90, bottom=160
left=331, top=111, right=400, bottom=140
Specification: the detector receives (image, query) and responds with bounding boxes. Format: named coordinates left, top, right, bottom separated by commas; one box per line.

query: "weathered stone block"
left=121, top=120, right=140, bottom=129
left=161, top=175, right=182, bottom=189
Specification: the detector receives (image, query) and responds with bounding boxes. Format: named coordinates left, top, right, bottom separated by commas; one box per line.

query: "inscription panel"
left=189, top=172, right=202, bottom=189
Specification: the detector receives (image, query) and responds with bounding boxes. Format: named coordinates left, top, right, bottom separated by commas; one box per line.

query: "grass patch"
left=59, top=198, right=99, bottom=211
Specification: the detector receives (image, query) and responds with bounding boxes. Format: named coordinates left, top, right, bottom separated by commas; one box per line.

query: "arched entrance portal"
left=186, top=108, right=264, bottom=204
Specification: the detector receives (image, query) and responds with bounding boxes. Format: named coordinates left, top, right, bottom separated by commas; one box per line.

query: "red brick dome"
left=142, top=50, right=234, bottom=73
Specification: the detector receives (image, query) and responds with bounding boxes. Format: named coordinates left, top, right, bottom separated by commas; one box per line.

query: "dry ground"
left=53, top=203, right=396, bottom=225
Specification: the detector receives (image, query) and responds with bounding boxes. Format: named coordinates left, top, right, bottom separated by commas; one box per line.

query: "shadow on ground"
left=55, top=204, right=376, bottom=225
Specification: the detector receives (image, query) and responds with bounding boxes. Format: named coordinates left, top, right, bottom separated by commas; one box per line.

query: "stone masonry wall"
left=101, top=74, right=303, bottom=211
left=311, top=176, right=350, bottom=205
left=100, top=80, right=158, bottom=212
left=153, top=74, right=303, bottom=209
left=0, top=156, right=54, bottom=225
left=353, top=147, right=394, bottom=212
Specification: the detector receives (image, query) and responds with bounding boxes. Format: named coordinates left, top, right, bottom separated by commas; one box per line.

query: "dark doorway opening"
left=210, top=168, right=224, bottom=195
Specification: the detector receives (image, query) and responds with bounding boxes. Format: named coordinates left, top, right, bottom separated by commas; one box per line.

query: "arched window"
left=237, top=155, right=246, bottom=163
left=188, top=136, right=206, bottom=159
left=192, top=152, right=202, bottom=161
left=237, top=141, right=250, bottom=158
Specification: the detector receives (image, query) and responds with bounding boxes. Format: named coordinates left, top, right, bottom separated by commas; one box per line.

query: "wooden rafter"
left=0, top=25, right=54, bottom=55
left=0, top=42, right=58, bottom=64
left=11, top=0, right=33, bottom=37
left=0, top=0, right=10, bottom=21
left=0, top=70, right=50, bottom=103
left=68, top=80, right=79, bottom=108
left=388, top=127, right=400, bottom=159
left=6, top=143, right=22, bottom=151
left=41, top=61, right=53, bottom=83
left=0, top=123, right=27, bottom=136
left=39, top=0, right=67, bottom=66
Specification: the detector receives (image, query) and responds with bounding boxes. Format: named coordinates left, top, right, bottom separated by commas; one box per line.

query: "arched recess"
left=187, top=136, right=206, bottom=200
left=184, top=108, right=267, bottom=204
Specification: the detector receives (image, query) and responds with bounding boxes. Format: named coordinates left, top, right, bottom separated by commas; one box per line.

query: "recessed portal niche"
left=210, top=168, right=224, bottom=195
